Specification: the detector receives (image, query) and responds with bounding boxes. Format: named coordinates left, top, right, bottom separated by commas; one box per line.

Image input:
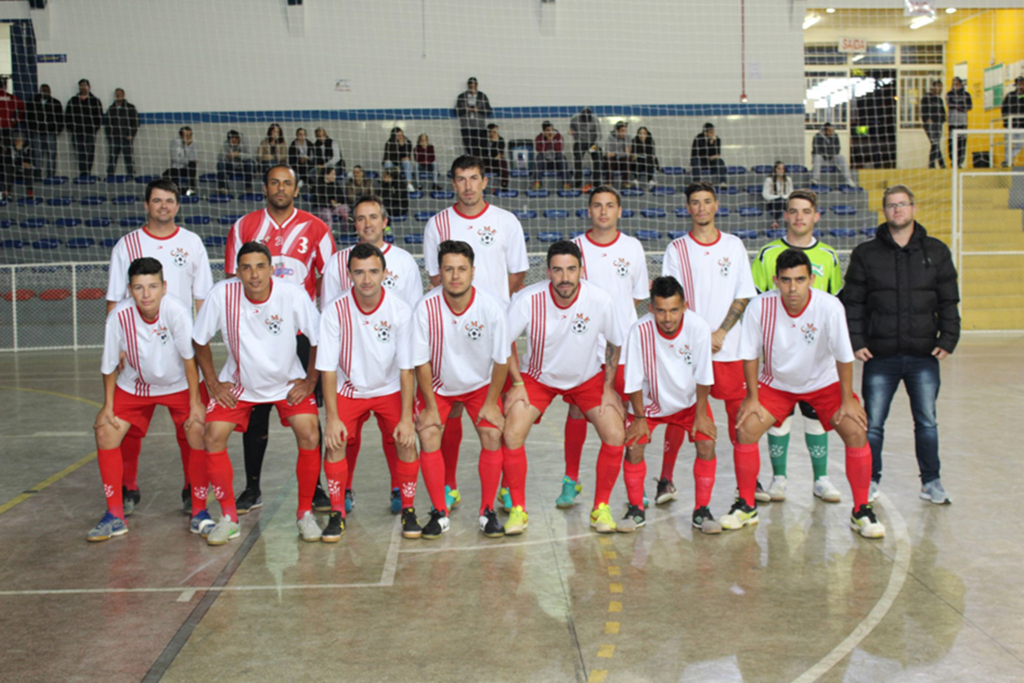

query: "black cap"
left=467, top=76, right=477, bottom=83
left=703, top=122, right=715, bottom=130
left=542, top=120, right=552, bottom=128
left=614, top=120, right=627, bottom=129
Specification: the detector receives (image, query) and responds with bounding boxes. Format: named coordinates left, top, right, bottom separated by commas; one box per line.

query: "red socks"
left=441, top=415, right=462, bottom=489
left=622, top=460, right=646, bottom=510
left=206, top=449, right=237, bottom=521
left=478, top=448, right=503, bottom=515
left=345, top=420, right=363, bottom=490
left=396, top=458, right=419, bottom=508
left=174, top=423, right=191, bottom=489
left=419, top=449, right=448, bottom=515
left=120, top=433, right=141, bottom=490
left=733, top=443, right=760, bottom=506
left=324, top=458, right=349, bottom=515
left=724, top=399, right=742, bottom=446
left=845, top=445, right=872, bottom=509
left=189, top=447, right=209, bottom=514
left=593, top=444, right=625, bottom=508
left=662, top=423, right=686, bottom=481
left=501, top=445, right=528, bottom=509
left=97, top=447, right=124, bottom=518
left=563, top=415, right=587, bottom=482
left=693, top=457, right=716, bottom=510
left=296, top=448, right=321, bottom=518
left=382, top=436, right=399, bottom=489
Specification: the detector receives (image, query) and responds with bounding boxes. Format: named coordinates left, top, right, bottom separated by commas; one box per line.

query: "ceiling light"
left=803, top=15, right=821, bottom=30
left=826, top=8, right=836, bottom=13
left=945, top=7, right=957, bottom=13
left=910, top=16, right=936, bottom=29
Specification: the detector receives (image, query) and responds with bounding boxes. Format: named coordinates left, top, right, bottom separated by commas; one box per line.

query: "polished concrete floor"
left=1, top=335, right=1023, bottom=682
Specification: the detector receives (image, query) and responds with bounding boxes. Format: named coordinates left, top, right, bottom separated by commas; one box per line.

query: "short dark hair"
left=145, top=177, right=181, bottom=203
left=450, top=154, right=485, bottom=179
left=546, top=240, right=582, bottom=268
left=354, top=194, right=387, bottom=219
left=438, top=240, right=475, bottom=267
left=348, top=242, right=386, bottom=271
left=128, top=257, right=163, bottom=282
left=588, top=184, right=621, bottom=206
left=650, top=276, right=685, bottom=303
left=776, top=248, right=812, bottom=276
left=263, top=164, right=296, bottom=185
left=685, top=181, right=717, bottom=202
left=237, top=241, right=272, bottom=266
left=179, top=125, right=192, bottom=137
left=786, top=188, right=818, bottom=211
left=78, top=78, right=90, bottom=87
left=486, top=123, right=499, bottom=131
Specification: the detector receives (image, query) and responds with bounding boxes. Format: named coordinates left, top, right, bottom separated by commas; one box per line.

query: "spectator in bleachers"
left=0, top=76, right=25, bottom=155
left=345, top=165, right=374, bottom=211
left=631, top=126, right=658, bottom=190
left=65, top=78, right=103, bottom=178
left=1, top=133, right=34, bottom=200
left=164, top=125, right=198, bottom=196
left=380, top=166, right=409, bottom=218
left=104, top=88, right=139, bottom=178
left=484, top=123, right=509, bottom=190
left=603, top=120, right=632, bottom=188
left=455, top=76, right=491, bottom=158
left=312, top=127, right=344, bottom=178
left=288, top=127, right=315, bottom=186
left=1001, top=76, right=1024, bottom=167
left=920, top=79, right=946, bottom=169
left=25, top=83, right=62, bottom=180
left=383, top=127, right=415, bottom=192
left=533, top=120, right=568, bottom=190
left=569, top=106, right=601, bottom=192
left=946, top=77, right=972, bottom=169
left=762, top=161, right=792, bottom=221
left=811, top=123, right=855, bottom=188
left=257, top=123, right=287, bottom=178
left=311, top=166, right=348, bottom=226
left=690, top=122, right=725, bottom=187
left=414, top=133, right=438, bottom=189
left=216, top=129, right=255, bottom=192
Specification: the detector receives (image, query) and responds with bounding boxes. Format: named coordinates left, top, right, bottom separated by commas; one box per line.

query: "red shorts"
left=524, top=371, right=606, bottom=417
left=115, top=387, right=203, bottom=436
left=206, top=394, right=319, bottom=433
left=757, top=382, right=857, bottom=432
left=416, top=385, right=502, bottom=429
left=334, top=392, right=403, bottom=441
left=711, top=360, right=746, bottom=401
left=626, top=403, right=715, bottom=445
left=562, top=364, right=627, bottom=406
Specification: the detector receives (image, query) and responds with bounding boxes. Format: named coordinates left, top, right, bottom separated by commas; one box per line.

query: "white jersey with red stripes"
left=507, top=280, right=620, bottom=391
left=423, top=203, right=529, bottom=304
left=738, top=289, right=855, bottom=395
left=572, top=230, right=650, bottom=343
left=101, top=295, right=195, bottom=397
left=224, top=207, right=335, bottom=301
left=320, top=242, right=424, bottom=308
left=661, top=230, right=757, bottom=362
left=412, top=286, right=509, bottom=396
left=105, top=226, right=214, bottom=306
left=315, top=289, right=414, bottom=399
left=192, top=279, right=321, bottom=403
left=623, top=313, right=714, bottom=418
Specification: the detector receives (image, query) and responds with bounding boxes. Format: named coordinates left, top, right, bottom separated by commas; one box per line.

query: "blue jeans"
left=32, top=133, right=57, bottom=179
left=383, top=159, right=413, bottom=183
left=862, top=354, right=941, bottom=485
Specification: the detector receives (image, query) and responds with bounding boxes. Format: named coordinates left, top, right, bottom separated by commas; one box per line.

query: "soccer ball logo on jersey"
left=613, top=257, right=630, bottom=278
left=383, top=269, right=398, bottom=290
left=170, top=247, right=189, bottom=268
left=151, top=324, right=170, bottom=345
left=265, top=315, right=284, bottom=336
left=812, top=263, right=825, bottom=278
left=477, top=226, right=496, bottom=246
left=374, top=320, right=393, bottom=343
left=801, top=322, right=818, bottom=345
left=570, top=313, right=590, bottom=335
left=718, top=257, right=731, bottom=277
left=464, top=320, right=485, bottom=341
left=273, top=262, right=295, bottom=278
left=679, top=344, right=694, bottom=366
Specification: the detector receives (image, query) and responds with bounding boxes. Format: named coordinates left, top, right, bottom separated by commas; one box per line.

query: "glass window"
left=852, top=43, right=896, bottom=66
left=901, top=44, right=944, bottom=65
left=805, top=45, right=847, bottom=66
left=898, top=70, right=944, bottom=128
left=805, top=72, right=851, bottom=129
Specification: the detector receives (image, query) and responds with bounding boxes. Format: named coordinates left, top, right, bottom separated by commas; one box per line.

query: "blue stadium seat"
left=538, top=232, right=563, bottom=242
left=662, top=167, right=685, bottom=175
left=738, top=206, right=764, bottom=217
left=830, top=205, right=857, bottom=216
left=0, top=219, right=12, bottom=229
left=204, top=235, right=227, bottom=247
left=179, top=194, right=201, bottom=204
left=384, top=233, right=395, bottom=243
left=838, top=184, right=864, bottom=194
left=541, top=170, right=560, bottom=179
left=829, top=228, right=857, bottom=238
left=493, top=189, right=519, bottom=199
left=184, top=215, right=212, bottom=226
left=42, top=176, right=69, bottom=186
left=620, top=188, right=644, bottom=197
left=55, top=218, right=82, bottom=228
left=207, top=193, right=233, bottom=203
left=430, top=191, right=455, bottom=200
left=621, top=209, right=635, bottom=218
left=635, top=229, right=662, bottom=241
left=522, top=233, right=531, bottom=242
left=745, top=185, right=762, bottom=194
left=414, top=211, right=435, bottom=222
left=199, top=173, right=219, bottom=184
left=46, top=197, right=74, bottom=207
left=238, top=192, right=263, bottom=202
left=820, top=165, right=838, bottom=174
left=32, top=238, right=61, bottom=250
left=417, top=172, right=434, bottom=181
left=17, top=197, right=43, bottom=207
left=765, top=229, right=786, bottom=240
left=79, top=195, right=107, bottom=206
left=726, top=166, right=747, bottom=175
left=135, top=175, right=159, bottom=184
left=515, top=210, right=537, bottom=221
left=751, top=165, right=773, bottom=174
left=106, top=175, right=130, bottom=184
left=716, top=186, right=739, bottom=195
left=73, top=175, right=99, bottom=185
left=1, top=239, right=24, bottom=249
left=569, top=230, right=587, bottom=239
left=510, top=169, right=529, bottom=178
left=20, top=218, right=47, bottom=229
left=667, top=231, right=687, bottom=239
left=640, top=208, right=667, bottom=219
left=85, top=218, right=112, bottom=228
left=0, top=197, right=6, bottom=207
left=120, top=217, right=146, bottom=228
left=809, top=183, right=833, bottom=194
left=404, top=234, right=424, bottom=245
left=408, top=191, right=423, bottom=200
left=337, top=234, right=358, bottom=245
left=219, top=214, right=242, bottom=225
left=861, top=227, right=878, bottom=237
left=733, top=229, right=759, bottom=240
left=100, top=237, right=119, bottom=248
left=111, top=195, right=137, bottom=206
left=526, top=189, right=550, bottom=199
left=576, top=209, right=589, bottom=219
left=364, top=170, right=380, bottom=179
left=229, top=174, right=249, bottom=183
left=651, top=187, right=676, bottom=197
left=544, top=209, right=569, bottom=219
left=557, top=189, right=581, bottom=198
left=674, top=207, right=690, bottom=218
left=785, top=164, right=809, bottom=173
left=67, top=237, right=96, bottom=249
left=389, top=214, right=408, bottom=223
left=716, top=207, right=731, bottom=217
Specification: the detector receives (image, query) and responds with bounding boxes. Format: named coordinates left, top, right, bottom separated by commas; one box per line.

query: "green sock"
left=807, top=432, right=829, bottom=480
left=768, top=433, right=790, bottom=477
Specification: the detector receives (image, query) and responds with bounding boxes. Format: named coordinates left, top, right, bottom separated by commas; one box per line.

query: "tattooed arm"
left=711, top=297, right=749, bottom=354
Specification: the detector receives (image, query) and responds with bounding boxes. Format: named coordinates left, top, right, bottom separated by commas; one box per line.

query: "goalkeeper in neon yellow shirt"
left=750, top=189, right=845, bottom=505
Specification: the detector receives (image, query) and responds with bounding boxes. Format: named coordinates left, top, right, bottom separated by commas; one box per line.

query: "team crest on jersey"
left=801, top=322, right=818, bottom=345
left=570, top=313, right=590, bottom=335
left=477, top=226, right=496, bottom=246
left=170, top=247, right=189, bottom=268
left=374, top=320, right=393, bottom=343
left=152, top=324, right=170, bottom=345
left=265, top=315, right=284, bottom=336
left=613, top=257, right=630, bottom=278
left=679, top=344, right=693, bottom=366
left=812, top=263, right=824, bottom=278
left=718, top=257, right=731, bottom=277
left=273, top=263, right=295, bottom=278
left=383, top=269, right=398, bottom=290
left=464, top=320, right=485, bottom=341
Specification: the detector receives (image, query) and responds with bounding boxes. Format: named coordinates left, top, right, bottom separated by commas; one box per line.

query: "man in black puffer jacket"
left=843, top=184, right=960, bottom=506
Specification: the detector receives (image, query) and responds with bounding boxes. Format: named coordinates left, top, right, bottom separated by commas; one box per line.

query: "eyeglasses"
left=884, top=202, right=913, bottom=211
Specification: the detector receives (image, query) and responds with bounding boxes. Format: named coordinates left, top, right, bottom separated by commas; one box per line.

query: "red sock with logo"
left=593, top=444, right=625, bottom=508
left=441, top=416, right=462, bottom=489
left=622, top=460, right=646, bottom=510
left=296, top=448, right=320, bottom=518
left=564, top=415, right=587, bottom=481
left=662, top=423, right=686, bottom=481
left=206, top=449, right=237, bottom=521
left=693, top=457, right=716, bottom=510
left=121, top=433, right=141, bottom=490
left=344, top=421, right=362, bottom=491
left=419, top=449, right=448, bottom=515
left=97, top=448, right=124, bottom=518
left=733, top=443, right=760, bottom=506
left=324, top=458, right=349, bottom=515
left=501, top=445, right=528, bottom=509
left=478, top=448, right=503, bottom=515
left=396, top=458, right=419, bottom=508
left=189, top=447, right=209, bottom=514
left=845, top=444, right=872, bottom=509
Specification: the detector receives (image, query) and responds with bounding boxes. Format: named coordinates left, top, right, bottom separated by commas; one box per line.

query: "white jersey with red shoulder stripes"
left=315, top=289, right=414, bottom=399
left=320, top=242, right=424, bottom=308
left=507, top=280, right=621, bottom=391
left=739, top=289, right=855, bottom=395
left=572, top=230, right=649, bottom=343
left=661, top=230, right=757, bottom=362
left=423, top=203, right=529, bottom=304
left=106, top=226, right=214, bottom=306
left=192, top=279, right=321, bottom=403
left=224, top=208, right=335, bottom=301
left=412, top=286, right=509, bottom=396
left=101, top=295, right=196, bottom=397
left=623, top=312, right=714, bottom=418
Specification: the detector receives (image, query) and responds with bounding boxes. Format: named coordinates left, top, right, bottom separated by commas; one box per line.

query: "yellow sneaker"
left=504, top=506, right=529, bottom=535
left=445, top=486, right=461, bottom=510
left=590, top=503, right=617, bottom=533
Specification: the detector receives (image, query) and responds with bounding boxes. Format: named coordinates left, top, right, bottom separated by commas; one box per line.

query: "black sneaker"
left=479, top=508, right=504, bottom=538
left=181, top=486, right=192, bottom=516
left=692, top=506, right=722, bottom=534
left=321, top=511, right=345, bottom=543
left=421, top=509, right=450, bottom=540
left=402, top=508, right=422, bottom=539
left=850, top=504, right=886, bottom=539
left=655, top=478, right=677, bottom=505
left=313, top=484, right=332, bottom=512
left=617, top=505, right=646, bottom=533
left=754, top=480, right=771, bottom=503
left=235, top=488, right=262, bottom=515
left=721, top=498, right=758, bottom=530
left=123, top=487, right=141, bottom=517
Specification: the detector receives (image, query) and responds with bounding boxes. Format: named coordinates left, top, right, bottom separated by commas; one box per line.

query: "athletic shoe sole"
left=86, top=528, right=128, bottom=543
left=236, top=502, right=262, bottom=516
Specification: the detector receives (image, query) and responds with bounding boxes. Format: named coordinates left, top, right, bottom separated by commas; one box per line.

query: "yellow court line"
left=0, top=385, right=104, bottom=409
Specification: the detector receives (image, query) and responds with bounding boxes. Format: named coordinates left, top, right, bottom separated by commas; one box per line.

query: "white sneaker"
left=868, top=480, right=880, bottom=503
left=207, top=518, right=240, bottom=546
left=297, top=511, right=322, bottom=542
left=767, top=475, right=788, bottom=502
left=850, top=504, right=885, bottom=539
left=406, top=183, right=416, bottom=193
left=647, top=179, right=656, bottom=190
left=813, top=477, right=842, bottom=503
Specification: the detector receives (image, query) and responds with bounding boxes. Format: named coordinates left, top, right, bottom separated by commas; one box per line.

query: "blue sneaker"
left=345, top=489, right=355, bottom=513
left=189, top=509, right=216, bottom=537
left=555, top=477, right=582, bottom=508
left=87, top=511, right=128, bottom=542
left=390, top=488, right=402, bottom=514
left=445, top=485, right=462, bottom=510
left=498, top=487, right=513, bottom=514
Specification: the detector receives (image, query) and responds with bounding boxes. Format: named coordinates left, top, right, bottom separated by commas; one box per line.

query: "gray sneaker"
left=297, top=511, right=323, bottom=542
left=868, top=480, right=880, bottom=503
left=86, top=511, right=128, bottom=542
left=920, top=479, right=951, bottom=505
left=207, top=518, right=240, bottom=546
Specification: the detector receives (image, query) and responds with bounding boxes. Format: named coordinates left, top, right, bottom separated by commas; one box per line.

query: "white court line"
left=379, top=515, right=403, bottom=586
left=0, top=582, right=385, bottom=597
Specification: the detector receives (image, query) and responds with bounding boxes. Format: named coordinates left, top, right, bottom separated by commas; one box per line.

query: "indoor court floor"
left=1, top=334, right=1023, bottom=683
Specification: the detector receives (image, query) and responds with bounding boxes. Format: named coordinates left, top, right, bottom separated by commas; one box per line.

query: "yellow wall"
left=946, top=9, right=1024, bottom=162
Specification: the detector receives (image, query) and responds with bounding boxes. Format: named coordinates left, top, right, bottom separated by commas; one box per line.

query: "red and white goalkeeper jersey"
left=423, top=203, right=529, bottom=304
left=224, top=208, right=335, bottom=301
left=739, top=289, right=855, bottom=394
left=412, top=286, right=509, bottom=396
left=623, top=313, right=714, bottom=418
left=106, top=226, right=214, bottom=305
left=101, top=295, right=195, bottom=397
left=573, top=230, right=649, bottom=343
left=661, top=231, right=757, bottom=362
left=315, top=290, right=414, bottom=399
left=193, top=279, right=321, bottom=403
left=321, top=242, right=424, bottom=308
left=507, top=280, right=620, bottom=390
